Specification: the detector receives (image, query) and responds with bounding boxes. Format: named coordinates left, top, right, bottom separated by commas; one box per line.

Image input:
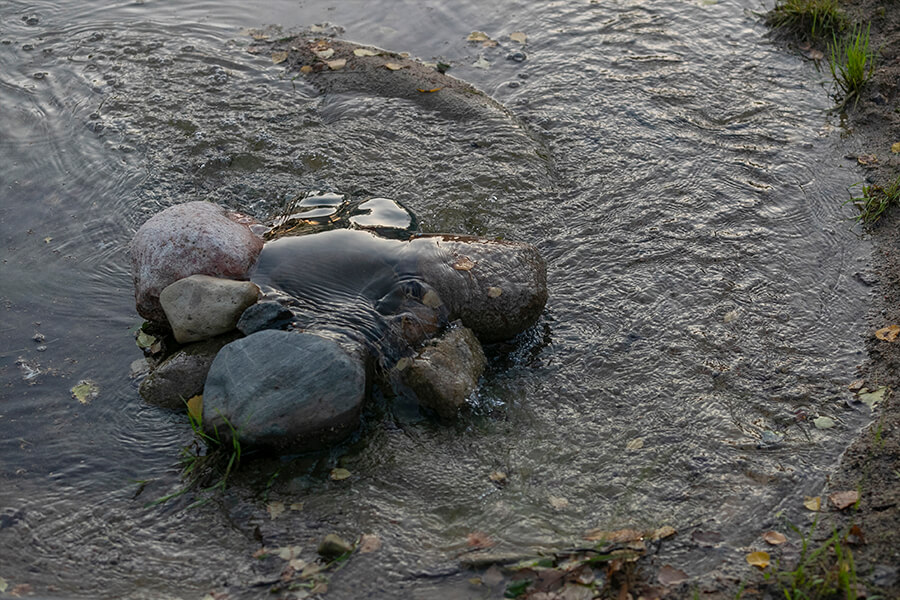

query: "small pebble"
left=36, top=345, right=47, bottom=352
left=32, top=333, right=45, bottom=343
left=507, top=81, right=520, bottom=89
left=506, top=51, right=527, bottom=63
left=33, top=72, right=46, bottom=80
left=22, top=43, right=34, bottom=51
left=22, top=15, right=40, bottom=26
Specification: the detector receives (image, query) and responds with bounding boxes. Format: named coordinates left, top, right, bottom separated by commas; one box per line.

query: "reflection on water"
left=0, top=0, right=873, bottom=597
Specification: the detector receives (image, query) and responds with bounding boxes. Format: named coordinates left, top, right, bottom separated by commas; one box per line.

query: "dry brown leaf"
left=187, top=394, right=203, bottom=422
left=488, top=470, right=508, bottom=484
left=271, top=51, right=289, bottom=64
left=466, top=531, right=495, bottom=548
left=267, top=501, right=285, bottom=520
left=762, top=531, right=787, bottom=545
left=857, top=154, right=877, bottom=165
left=829, top=490, right=860, bottom=510
left=453, top=256, right=476, bottom=271
left=326, top=59, right=346, bottom=70
left=584, top=527, right=643, bottom=543
left=875, top=325, right=900, bottom=342
left=746, top=551, right=770, bottom=569
left=416, top=87, right=444, bottom=93
left=467, top=31, right=491, bottom=42
left=803, top=496, right=821, bottom=511
left=807, top=49, right=824, bottom=60
left=848, top=378, right=866, bottom=392
left=658, top=564, right=688, bottom=586
left=384, top=62, right=406, bottom=71
left=848, top=524, right=866, bottom=544
left=358, top=533, right=382, bottom=553
left=650, top=525, right=677, bottom=540
left=626, top=438, right=644, bottom=450
left=892, top=142, right=900, bottom=154
left=353, top=48, right=378, bottom=57
left=300, top=65, right=313, bottom=74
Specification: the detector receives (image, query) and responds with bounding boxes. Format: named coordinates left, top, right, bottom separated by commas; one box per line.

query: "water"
left=0, top=0, right=875, bottom=597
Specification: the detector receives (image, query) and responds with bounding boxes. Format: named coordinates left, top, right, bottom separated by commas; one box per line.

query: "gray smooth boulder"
left=399, top=325, right=486, bottom=418
left=131, top=201, right=264, bottom=323
left=160, top=275, right=260, bottom=343
left=139, top=333, right=239, bottom=409
left=202, top=330, right=367, bottom=450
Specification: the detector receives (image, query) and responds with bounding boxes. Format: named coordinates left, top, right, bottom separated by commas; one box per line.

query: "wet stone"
left=236, top=301, right=294, bottom=335
left=159, top=274, right=260, bottom=343
left=318, top=534, right=354, bottom=558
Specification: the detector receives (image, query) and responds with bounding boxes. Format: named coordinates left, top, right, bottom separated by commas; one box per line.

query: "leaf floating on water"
left=723, top=310, right=738, bottom=323
left=466, top=531, right=495, bottom=548
left=746, top=551, right=770, bottom=569
left=416, top=87, right=444, bottom=93
left=326, top=59, right=346, bottom=70
left=271, top=51, right=289, bottom=64
left=487, top=287, right=502, bottom=298
left=330, top=467, right=351, bottom=481
left=803, top=496, right=822, bottom=511
left=828, top=490, right=860, bottom=510
left=658, top=564, right=689, bottom=586
left=472, top=56, right=491, bottom=69
left=353, top=48, right=378, bottom=57
left=509, top=31, right=528, bottom=44
left=549, top=496, right=569, bottom=510
left=43, top=236, right=52, bottom=244
left=453, top=256, right=476, bottom=271
left=583, top=528, right=643, bottom=543
left=892, top=142, right=900, bottom=154
left=314, top=48, right=335, bottom=60
left=848, top=378, right=866, bottom=392
left=857, top=153, right=877, bottom=165
left=186, top=394, right=203, bottom=422
left=858, top=386, right=887, bottom=409
left=394, top=357, right=413, bottom=371
left=626, top=437, right=644, bottom=450
left=875, top=325, right=900, bottom=342
left=813, top=416, right=836, bottom=429
left=650, top=525, right=677, bottom=540
left=71, top=380, right=99, bottom=404
left=0, top=578, right=7, bottom=594
left=384, top=62, right=406, bottom=71
left=276, top=545, right=303, bottom=560
left=467, top=31, right=491, bottom=42
left=807, top=49, right=824, bottom=60
left=136, top=330, right=156, bottom=349
left=290, top=502, right=303, bottom=511
left=300, top=65, right=314, bottom=74
left=762, top=531, right=787, bottom=545
left=267, top=501, right=285, bottom=520
left=359, top=533, right=382, bottom=553
left=489, top=470, right=508, bottom=484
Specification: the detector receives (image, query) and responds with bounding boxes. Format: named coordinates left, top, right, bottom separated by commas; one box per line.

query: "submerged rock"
left=399, top=325, right=487, bottom=418
left=130, top=201, right=263, bottom=323
left=202, top=330, right=367, bottom=450
left=160, top=274, right=261, bottom=343
left=139, top=333, right=239, bottom=409
left=317, top=534, right=354, bottom=558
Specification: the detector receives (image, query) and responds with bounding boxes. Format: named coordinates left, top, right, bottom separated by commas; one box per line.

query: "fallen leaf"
left=472, top=56, right=491, bottom=69
left=626, top=438, right=644, bottom=450
left=43, top=236, right=52, bottom=244
left=828, top=490, right=860, bottom=510
left=813, top=416, right=836, bottom=429
left=807, top=49, right=824, bottom=60
left=746, top=551, right=770, bottom=569
left=549, top=496, right=569, bottom=509
left=0, top=578, right=6, bottom=593
left=848, top=524, right=866, bottom=544
left=509, top=31, right=527, bottom=44
left=453, top=256, right=476, bottom=271
left=848, top=379, right=866, bottom=392
left=9, top=583, right=33, bottom=596
left=857, top=154, right=877, bottom=165
left=892, top=142, right=900, bottom=154
left=288, top=557, right=307, bottom=571
left=803, top=496, right=821, bottom=511
left=416, top=87, right=443, bottom=93
left=136, top=330, right=156, bottom=349
left=353, top=48, right=378, bottom=57
left=875, top=325, right=900, bottom=342
left=252, top=548, right=270, bottom=559
left=583, top=528, right=643, bottom=543
left=186, top=395, right=203, bottom=422
left=467, top=31, right=491, bottom=42
left=276, top=545, right=303, bottom=560
left=267, top=501, right=285, bottom=520
left=300, top=65, right=313, bottom=74
left=330, top=467, right=351, bottom=481
left=489, top=470, right=508, bottom=484
left=467, top=531, right=495, bottom=548
left=326, top=59, right=346, bottom=70
left=762, top=531, right=787, bottom=545
left=384, top=62, right=406, bottom=71
left=658, top=564, right=688, bottom=586
left=314, top=48, right=334, bottom=60
left=71, top=380, right=99, bottom=404
left=422, top=290, right=442, bottom=308
left=723, top=310, right=738, bottom=323
left=290, top=502, right=303, bottom=511
left=487, top=287, right=503, bottom=298
left=359, top=533, right=382, bottom=553
left=858, top=386, right=886, bottom=409
left=271, top=51, right=288, bottom=64
left=394, top=357, right=412, bottom=371
left=691, top=530, right=723, bottom=546
left=650, top=525, right=677, bottom=540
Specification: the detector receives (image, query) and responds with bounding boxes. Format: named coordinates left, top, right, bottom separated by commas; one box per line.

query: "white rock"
left=160, top=275, right=261, bottom=343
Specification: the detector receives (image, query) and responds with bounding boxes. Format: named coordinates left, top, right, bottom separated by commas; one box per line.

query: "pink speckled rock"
left=131, top=202, right=264, bottom=323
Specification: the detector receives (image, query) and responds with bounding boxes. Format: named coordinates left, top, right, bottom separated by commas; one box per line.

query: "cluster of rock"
left=131, top=200, right=547, bottom=451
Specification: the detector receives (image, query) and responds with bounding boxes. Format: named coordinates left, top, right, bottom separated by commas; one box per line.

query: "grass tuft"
left=828, top=23, right=876, bottom=107
left=844, top=175, right=900, bottom=225
left=766, top=0, right=847, bottom=40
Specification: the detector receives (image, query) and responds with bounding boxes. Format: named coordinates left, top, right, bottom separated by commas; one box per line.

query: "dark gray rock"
left=139, top=333, right=239, bottom=409
left=237, top=301, right=294, bottom=335
left=202, top=330, right=366, bottom=450
left=399, top=325, right=486, bottom=418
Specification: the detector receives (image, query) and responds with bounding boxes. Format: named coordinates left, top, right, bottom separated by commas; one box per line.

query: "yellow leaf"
left=803, top=496, right=821, bottom=511
left=187, top=395, right=203, bottom=422
left=330, top=467, right=351, bottom=480
left=746, top=551, right=770, bottom=569
left=353, top=48, right=378, bottom=57
left=422, top=290, right=442, bottom=308
left=71, top=380, right=99, bottom=404
left=891, top=142, right=900, bottom=154
left=326, top=59, right=346, bottom=70
left=300, top=65, right=313, bottom=74
left=762, top=531, right=787, bottom=545
left=416, top=87, right=444, bottom=93
left=384, top=62, right=405, bottom=71
left=626, top=437, right=644, bottom=450
left=875, top=325, right=900, bottom=342
left=487, top=287, right=502, bottom=298
left=290, top=502, right=303, bottom=511
left=489, top=470, right=507, bottom=483
left=267, top=501, right=285, bottom=520
left=467, top=31, right=491, bottom=42
left=453, top=256, right=476, bottom=271
left=271, top=51, right=288, bottom=64
left=857, top=153, right=877, bottom=165
left=509, top=31, right=528, bottom=44
left=828, top=490, right=860, bottom=510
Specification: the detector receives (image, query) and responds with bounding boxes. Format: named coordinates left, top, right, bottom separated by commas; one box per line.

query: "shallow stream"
left=0, top=0, right=877, bottom=598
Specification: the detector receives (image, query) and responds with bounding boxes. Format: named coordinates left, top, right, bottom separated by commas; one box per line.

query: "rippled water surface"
left=0, top=0, right=875, bottom=598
